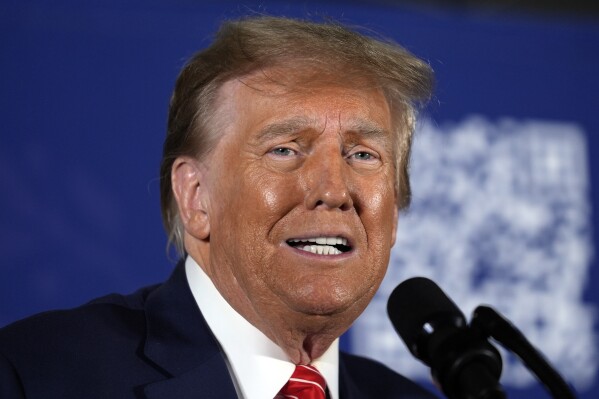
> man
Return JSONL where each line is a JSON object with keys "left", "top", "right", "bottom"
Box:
{"left": 0, "top": 16, "right": 436, "bottom": 398}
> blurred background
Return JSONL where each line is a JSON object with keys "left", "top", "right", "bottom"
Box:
{"left": 1, "top": 1, "right": 598, "bottom": 398}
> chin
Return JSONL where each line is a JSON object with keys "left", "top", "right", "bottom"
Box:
{"left": 285, "top": 284, "right": 370, "bottom": 318}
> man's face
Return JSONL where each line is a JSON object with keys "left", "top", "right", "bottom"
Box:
{"left": 192, "top": 71, "right": 399, "bottom": 335}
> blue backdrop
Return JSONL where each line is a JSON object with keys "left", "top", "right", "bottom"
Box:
{"left": 2, "top": 1, "right": 598, "bottom": 398}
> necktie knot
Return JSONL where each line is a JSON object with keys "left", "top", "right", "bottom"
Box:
{"left": 276, "top": 364, "right": 327, "bottom": 399}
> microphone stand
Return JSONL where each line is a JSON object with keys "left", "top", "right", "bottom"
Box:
{"left": 386, "top": 277, "right": 576, "bottom": 399}
{"left": 470, "top": 306, "right": 577, "bottom": 399}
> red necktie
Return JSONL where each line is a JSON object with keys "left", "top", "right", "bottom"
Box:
{"left": 276, "top": 364, "right": 327, "bottom": 399}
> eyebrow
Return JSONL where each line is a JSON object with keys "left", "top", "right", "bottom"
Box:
{"left": 256, "top": 116, "right": 390, "bottom": 143}
{"left": 345, "top": 118, "right": 389, "bottom": 141}
{"left": 255, "top": 116, "right": 316, "bottom": 143}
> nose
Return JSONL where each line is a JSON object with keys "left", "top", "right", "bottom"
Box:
{"left": 303, "top": 150, "right": 353, "bottom": 211}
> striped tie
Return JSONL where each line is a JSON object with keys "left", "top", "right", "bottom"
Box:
{"left": 276, "top": 364, "right": 327, "bottom": 399}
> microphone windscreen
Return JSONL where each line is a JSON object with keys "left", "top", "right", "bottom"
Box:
{"left": 387, "top": 277, "right": 466, "bottom": 357}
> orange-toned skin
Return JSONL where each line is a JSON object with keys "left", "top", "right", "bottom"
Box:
{"left": 172, "top": 71, "right": 399, "bottom": 365}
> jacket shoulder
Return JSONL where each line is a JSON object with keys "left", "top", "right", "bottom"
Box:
{"left": 340, "top": 352, "right": 439, "bottom": 399}
{"left": 0, "top": 283, "right": 164, "bottom": 398}
{"left": 0, "top": 283, "right": 159, "bottom": 361}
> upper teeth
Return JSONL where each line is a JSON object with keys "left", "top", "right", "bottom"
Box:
{"left": 289, "top": 237, "right": 348, "bottom": 246}
{"left": 288, "top": 237, "right": 348, "bottom": 256}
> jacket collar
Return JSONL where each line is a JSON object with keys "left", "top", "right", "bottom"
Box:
{"left": 339, "top": 354, "right": 358, "bottom": 399}
{"left": 141, "top": 259, "right": 238, "bottom": 399}
{"left": 139, "top": 260, "right": 365, "bottom": 399}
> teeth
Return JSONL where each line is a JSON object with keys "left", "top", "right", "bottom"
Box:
{"left": 289, "top": 236, "right": 347, "bottom": 246}
{"left": 301, "top": 245, "right": 342, "bottom": 255}
{"left": 290, "top": 236, "right": 349, "bottom": 255}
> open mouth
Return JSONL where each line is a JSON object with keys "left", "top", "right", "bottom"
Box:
{"left": 286, "top": 236, "right": 352, "bottom": 255}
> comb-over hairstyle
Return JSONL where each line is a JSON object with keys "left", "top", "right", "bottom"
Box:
{"left": 160, "top": 16, "right": 434, "bottom": 256}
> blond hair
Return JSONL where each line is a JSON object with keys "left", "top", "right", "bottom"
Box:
{"left": 160, "top": 16, "right": 434, "bottom": 255}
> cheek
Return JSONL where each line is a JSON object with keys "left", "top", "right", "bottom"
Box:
{"left": 241, "top": 169, "right": 301, "bottom": 219}
{"left": 361, "top": 177, "right": 397, "bottom": 226}
{"left": 358, "top": 180, "right": 398, "bottom": 275}
{"left": 365, "top": 190, "right": 385, "bottom": 213}
{"left": 262, "top": 189, "right": 278, "bottom": 210}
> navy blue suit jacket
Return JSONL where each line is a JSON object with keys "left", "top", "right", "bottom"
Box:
{"left": 0, "top": 261, "right": 438, "bottom": 398}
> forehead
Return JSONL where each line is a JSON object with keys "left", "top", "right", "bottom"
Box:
{"left": 213, "top": 68, "right": 394, "bottom": 142}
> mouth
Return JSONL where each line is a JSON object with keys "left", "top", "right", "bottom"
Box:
{"left": 286, "top": 236, "right": 352, "bottom": 255}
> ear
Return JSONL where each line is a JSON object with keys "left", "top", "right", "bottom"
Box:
{"left": 171, "top": 156, "right": 210, "bottom": 240}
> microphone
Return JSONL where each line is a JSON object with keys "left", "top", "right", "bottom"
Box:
{"left": 387, "top": 277, "right": 505, "bottom": 399}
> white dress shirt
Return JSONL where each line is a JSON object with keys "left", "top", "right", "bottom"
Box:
{"left": 185, "top": 256, "right": 339, "bottom": 399}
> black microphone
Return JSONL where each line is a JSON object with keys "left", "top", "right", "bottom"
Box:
{"left": 387, "top": 277, "right": 505, "bottom": 399}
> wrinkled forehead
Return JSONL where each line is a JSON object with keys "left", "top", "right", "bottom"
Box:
{"left": 234, "top": 63, "right": 389, "bottom": 98}
{"left": 213, "top": 67, "right": 395, "bottom": 139}
{"left": 204, "top": 64, "right": 403, "bottom": 195}
{"left": 213, "top": 64, "right": 394, "bottom": 122}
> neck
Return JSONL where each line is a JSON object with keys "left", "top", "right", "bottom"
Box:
{"left": 259, "top": 315, "right": 343, "bottom": 364}
{"left": 185, "top": 238, "right": 353, "bottom": 364}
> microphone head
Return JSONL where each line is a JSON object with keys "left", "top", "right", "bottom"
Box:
{"left": 387, "top": 277, "right": 467, "bottom": 363}
{"left": 387, "top": 277, "right": 505, "bottom": 399}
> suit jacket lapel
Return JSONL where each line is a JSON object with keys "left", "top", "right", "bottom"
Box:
{"left": 143, "top": 355, "right": 237, "bottom": 399}
{"left": 339, "top": 353, "right": 360, "bottom": 399}
{"left": 141, "top": 260, "right": 238, "bottom": 399}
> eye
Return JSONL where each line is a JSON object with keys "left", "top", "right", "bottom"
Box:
{"left": 351, "top": 151, "right": 375, "bottom": 161}
{"left": 346, "top": 147, "right": 382, "bottom": 171}
{"left": 270, "top": 147, "right": 296, "bottom": 157}
{"left": 348, "top": 150, "right": 379, "bottom": 163}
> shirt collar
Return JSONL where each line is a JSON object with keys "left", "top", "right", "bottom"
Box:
{"left": 185, "top": 256, "right": 339, "bottom": 399}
